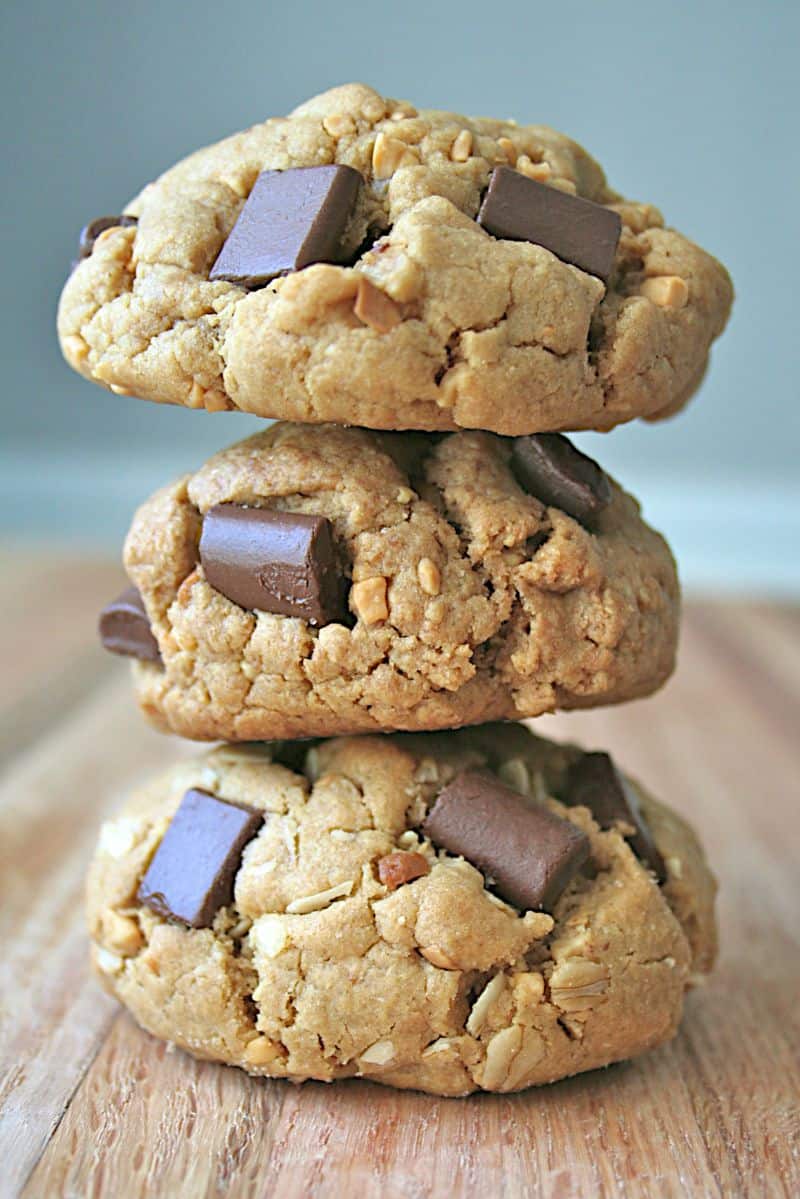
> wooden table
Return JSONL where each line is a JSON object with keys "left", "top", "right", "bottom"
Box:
{"left": 1, "top": 551, "right": 798, "bottom": 1198}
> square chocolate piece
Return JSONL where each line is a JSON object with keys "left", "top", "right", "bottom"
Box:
{"left": 423, "top": 769, "right": 589, "bottom": 911}
{"left": 478, "top": 166, "right": 621, "bottom": 283}
{"left": 199, "top": 503, "right": 347, "bottom": 626}
{"left": 209, "top": 165, "right": 363, "bottom": 288}
{"left": 137, "top": 789, "right": 263, "bottom": 927}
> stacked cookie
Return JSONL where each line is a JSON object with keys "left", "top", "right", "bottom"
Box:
{"left": 59, "top": 84, "right": 731, "bottom": 1097}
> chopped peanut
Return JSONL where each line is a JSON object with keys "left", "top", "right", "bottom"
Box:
{"left": 353, "top": 277, "right": 402, "bottom": 333}
{"left": 352, "top": 577, "right": 389, "bottom": 625}
{"left": 450, "top": 130, "right": 473, "bottom": 162}
{"left": 420, "top": 945, "right": 459, "bottom": 970}
{"left": 372, "top": 132, "right": 419, "bottom": 178}
{"left": 517, "top": 155, "right": 551, "bottom": 183}
{"left": 497, "top": 136, "right": 517, "bottom": 165}
{"left": 417, "top": 557, "right": 442, "bottom": 596}
{"left": 323, "top": 113, "right": 356, "bottom": 139}
{"left": 641, "top": 275, "right": 689, "bottom": 309}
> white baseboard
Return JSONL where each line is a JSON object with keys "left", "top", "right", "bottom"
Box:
{"left": 1, "top": 451, "right": 798, "bottom": 596}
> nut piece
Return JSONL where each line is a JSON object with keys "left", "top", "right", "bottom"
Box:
{"left": 98, "top": 817, "right": 140, "bottom": 859}
{"left": 641, "top": 275, "right": 689, "bottom": 309}
{"left": 549, "top": 958, "right": 610, "bottom": 1011}
{"left": 94, "top": 945, "right": 123, "bottom": 975}
{"left": 244, "top": 1036, "right": 282, "bottom": 1066}
{"left": 517, "top": 155, "right": 551, "bottom": 183}
{"left": 417, "top": 557, "right": 442, "bottom": 596}
{"left": 353, "top": 277, "right": 402, "bottom": 333}
{"left": 497, "top": 136, "right": 517, "bottom": 165}
{"left": 323, "top": 113, "right": 356, "bottom": 139}
{"left": 351, "top": 577, "right": 389, "bottom": 625}
{"left": 62, "top": 333, "right": 89, "bottom": 366}
{"left": 359, "top": 1038, "right": 396, "bottom": 1067}
{"left": 251, "top": 914, "right": 290, "bottom": 958}
{"left": 372, "top": 132, "right": 419, "bottom": 178}
{"left": 504, "top": 1026, "right": 546, "bottom": 1090}
{"left": 377, "top": 851, "right": 430, "bottom": 890}
{"left": 450, "top": 129, "right": 473, "bottom": 162}
{"left": 420, "top": 945, "right": 460, "bottom": 970}
{"left": 466, "top": 972, "right": 506, "bottom": 1036}
{"left": 480, "top": 1024, "right": 523, "bottom": 1090}
{"left": 285, "top": 878, "right": 354, "bottom": 915}
{"left": 101, "top": 910, "right": 143, "bottom": 956}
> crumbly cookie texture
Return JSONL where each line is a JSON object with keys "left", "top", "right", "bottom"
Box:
{"left": 58, "top": 82, "right": 733, "bottom": 435}
{"left": 87, "top": 726, "right": 717, "bottom": 1096}
{"left": 122, "top": 422, "right": 679, "bottom": 741}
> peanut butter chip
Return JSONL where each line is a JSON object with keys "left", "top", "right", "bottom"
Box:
{"left": 353, "top": 277, "right": 402, "bottom": 333}
{"left": 351, "top": 577, "right": 389, "bottom": 625}
{"left": 641, "top": 275, "right": 689, "bottom": 309}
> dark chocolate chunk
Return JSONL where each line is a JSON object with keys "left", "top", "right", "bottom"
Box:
{"left": 511, "top": 433, "right": 612, "bottom": 526}
{"left": 477, "top": 166, "right": 621, "bottom": 283}
{"left": 98, "top": 586, "right": 161, "bottom": 662}
{"left": 78, "top": 215, "right": 138, "bottom": 260}
{"left": 423, "top": 769, "right": 589, "bottom": 911}
{"left": 137, "top": 789, "right": 263, "bottom": 927}
{"left": 563, "top": 752, "right": 666, "bottom": 882}
{"left": 199, "top": 504, "right": 347, "bottom": 626}
{"left": 209, "top": 165, "right": 363, "bottom": 288}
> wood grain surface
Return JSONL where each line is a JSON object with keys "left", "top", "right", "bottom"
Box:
{"left": 0, "top": 549, "right": 798, "bottom": 1198}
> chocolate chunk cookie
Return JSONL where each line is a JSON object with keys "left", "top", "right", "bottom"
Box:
{"left": 59, "top": 83, "right": 732, "bottom": 435}
{"left": 108, "top": 422, "right": 680, "bottom": 740}
{"left": 87, "top": 726, "right": 717, "bottom": 1096}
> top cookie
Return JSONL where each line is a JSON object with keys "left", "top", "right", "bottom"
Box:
{"left": 58, "top": 83, "right": 733, "bottom": 436}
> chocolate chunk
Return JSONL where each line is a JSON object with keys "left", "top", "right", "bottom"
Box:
{"left": 137, "top": 789, "right": 263, "bottom": 927}
{"left": 423, "top": 770, "right": 589, "bottom": 911}
{"left": 564, "top": 752, "right": 666, "bottom": 882}
{"left": 511, "top": 433, "right": 612, "bottom": 525}
{"left": 199, "top": 504, "right": 347, "bottom": 626}
{"left": 98, "top": 586, "right": 161, "bottom": 662}
{"left": 209, "top": 165, "right": 363, "bottom": 288}
{"left": 78, "top": 215, "right": 138, "bottom": 260}
{"left": 477, "top": 166, "right": 621, "bottom": 283}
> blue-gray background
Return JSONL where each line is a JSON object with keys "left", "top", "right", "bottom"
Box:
{"left": 2, "top": 0, "right": 798, "bottom": 591}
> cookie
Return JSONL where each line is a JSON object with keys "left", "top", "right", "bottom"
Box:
{"left": 104, "top": 422, "right": 679, "bottom": 741}
{"left": 87, "top": 726, "right": 717, "bottom": 1096}
{"left": 58, "top": 82, "right": 732, "bottom": 436}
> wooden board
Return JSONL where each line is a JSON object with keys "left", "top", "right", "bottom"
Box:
{"left": 0, "top": 551, "right": 798, "bottom": 1198}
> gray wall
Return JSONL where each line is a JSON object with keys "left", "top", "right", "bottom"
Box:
{"left": 2, "top": 0, "right": 798, "bottom": 590}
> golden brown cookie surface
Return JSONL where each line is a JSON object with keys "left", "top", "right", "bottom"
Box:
{"left": 59, "top": 83, "right": 732, "bottom": 435}
{"left": 87, "top": 727, "right": 717, "bottom": 1096}
{"left": 113, "top": 422, "right": 679, "bottom": 741}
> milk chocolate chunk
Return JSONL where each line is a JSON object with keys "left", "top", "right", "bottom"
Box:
{"left": 78, "top": 214, "right": 138, "bottom": 260}
{"left": 209, "top": 165, "right": 363, "bottom": 288}
{"left": 564, "top": 752, "right": 666, "bottom": 882}
{"left": 137, "top": 789, "right": 263, "bottom": 928}
{"left": 98, "top": 586, "right": 161, "bottom": 662}
{"left": 477, "top": 166, "right": 621, "bottom": 283}
{"left": 199, "top": 504, "right": 346, "bottom": 626}
{"left": 423, "top": 770, "right": 589, "bottom": 911}
{"left": 511, "top": 432, "right": 612, "bottom": 525}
